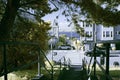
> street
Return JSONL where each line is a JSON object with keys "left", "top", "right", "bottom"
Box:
{"left": 47, "top": 50, "right": 120, "bottom": 68}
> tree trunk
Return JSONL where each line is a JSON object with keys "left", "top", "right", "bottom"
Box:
{"left": 0, "top": 0, "right": 20, "bottom": 41}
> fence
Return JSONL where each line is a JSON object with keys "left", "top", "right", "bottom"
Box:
{"left": 0, "top": 41, "right": 54, "bottom": 80}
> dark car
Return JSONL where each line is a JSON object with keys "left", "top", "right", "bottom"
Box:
{"left": 58, "top": 45, "right": 75, "bottom": 50}
{"left": 84, "top": 48, "right": 105, "bottom": 57}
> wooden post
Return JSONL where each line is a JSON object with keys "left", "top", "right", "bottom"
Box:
{"left": 93, "top": 43, "right": 97, "bottom": 79}
{"left": 3, "top": 44, "right": 7, "bottom": 80}
{"left": 105, "top": 43, "right": 110, "bottom": 80}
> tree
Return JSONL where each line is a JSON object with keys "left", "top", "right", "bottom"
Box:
{"left": 0, "top": 17, "right": 51, "bottom": 73}
{"left": 1, "top": 0, "right": 120, "bottom": 41}
{"left": 59, "top": 34, "right": 67, "bottom": 45}
{"left": 0, "top": 0, "right": 57, "bottom": 41}
{"left": 66, "top": 0, "right": 120, "bottom": 26}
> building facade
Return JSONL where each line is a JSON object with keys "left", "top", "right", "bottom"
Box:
{"left": 96, "top": 25, "right": 114, "bottom": 41}
{"left": 114, "top": 25, "right": 120, "bottom": 40}
{"left": 81, "top": 22, "right": 118, "bottom": 51}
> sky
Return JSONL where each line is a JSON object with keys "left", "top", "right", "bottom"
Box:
{"left": 42, "top": 10, "right": 75, "bottom": 32}
{"left": 42, "top": 1, "right": 120, "bottom": 32}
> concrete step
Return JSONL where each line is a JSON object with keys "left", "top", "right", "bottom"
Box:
{"left": 70, "top": 65, "right": 83, "bottom": 71}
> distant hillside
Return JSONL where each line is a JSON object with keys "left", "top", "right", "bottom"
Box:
{"left": 59, "top": 31, "right": 80, "bottom": 38}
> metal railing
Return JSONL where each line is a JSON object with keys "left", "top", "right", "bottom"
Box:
{"left": 95, "top": 60, "right": 113, "bottom": 80}
{"left": 86, "top": 43, "right": 113, "bottom": 80}
{"left": 58, "top": 56, "right": 71, "bottom": 72}
{"left": 40, "top": 50, "right": 54, "bottom": 80}
{"left": 0, "top": 41, "right": 54, "bottom": 80}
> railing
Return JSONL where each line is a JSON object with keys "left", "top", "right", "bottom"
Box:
{"left": 86, "top": 43, "right": 113, "bottom": 80}
{"left": 40, "top": 50, "right": 54, "bottom": 80}
{"left": 58, "top": 56, "right": 71, "bottom": 72}
{"left": 87, "top": 56, "right": 94, "bottom": 79}
{"left": 95, "top": 60, "right": 113, "bottom": 80}
{"left": 0, "top": 41, "right": 54, "bottom": 80}
{"left": 87, "top": 58, "right": 113, "bottom": 80}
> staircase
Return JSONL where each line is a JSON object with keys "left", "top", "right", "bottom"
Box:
{"left": 57, "top": 67, "right": 87, "bottom": 80}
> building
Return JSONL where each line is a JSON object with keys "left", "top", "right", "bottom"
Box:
{"left": 80, "top": 22, "right": 116, "bottom": 51}
{"left": 50, "top": 22, "right": 120, "bottom": 50}
{"left": 96, "top": 25, "right": 114, "bottom": 41}
{"left": 114, "top": 25, "right": 120, "bottom": 40}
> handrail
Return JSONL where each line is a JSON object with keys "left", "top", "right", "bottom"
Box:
{"left": 87, "top": 56, "right": 93, "bottom": 76}
{"left": 0, "top": 41, "right": 39, "bottom": 46}
{"left": 39, "top": 50, "right": 54, "bottom": 80}
{"left": 95, "top": 60, "right": 113, "bottom": 80}
{"left": 0, "top": 41, "right": 54, "bottom": 80}
{"left": 67, "top": 58, "right": 71, "bottom": 68}
{"left": 58, "top": 56, "right": 71, "bottom": 70}
{"left": 40, "top": 50, "right": 53, "bottom": 67}
{"left": 85, "top": 56, "right": 94, "bottom": 80}
{"left": 88, "top": 57, "right": 113, "bottom": 80}
{"left": 0, "top": 60, "right": 38, "bottom": 77}
{"left": 0, "top": 41, "right": 40, "bottom": 80}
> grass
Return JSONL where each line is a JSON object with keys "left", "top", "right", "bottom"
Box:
{"left": 90, "top": 70, "right": 120, "bottom": 80}
{"left": 13, "top": 69, "right": 38, "bottom": 79}
{"left": 13, "top": 68, "right": 120, "bottom": 80}
{"left": 13, "top": 68, "right": 61, "bottom": 80}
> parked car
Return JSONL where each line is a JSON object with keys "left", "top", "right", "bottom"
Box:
{"left": 84, "top": 48, "right": 105, "bottom": 57}
{"left": 58, "top": 45, "right": 75, "bottom": 50}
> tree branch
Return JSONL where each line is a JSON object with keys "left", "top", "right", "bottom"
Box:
{"left": 18, "top": 8, "right": 45, "bottom": 22}
{"left": 78, "top": 0, "right": 120, "bottom": 26}
{"left": 20, "top": 0, "right": 38, "bottom": 7}
{"left": 49, "top": 0, "right": 59, "bottom": 10}
{"left": 19, "top": 8, "right": 37, "bottom": 17}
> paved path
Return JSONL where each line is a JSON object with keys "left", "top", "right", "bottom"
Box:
{"left": 47, "top": 50, "right": 85, "bottom": 66}
{"left": 65, "top": 51, "right": 84, "bottom": 65}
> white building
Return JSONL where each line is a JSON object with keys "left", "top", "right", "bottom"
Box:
{"left": 81, "top": 22, "right": 94, "bottom": 50}
{"left": 114, "top": 25, "right": 120, "bottom": 40}
{"left": 96, "top": 25, "right": 114, "bottom": 41}
{"left": 81, "top": 22, "right": 116, "bottom": 51}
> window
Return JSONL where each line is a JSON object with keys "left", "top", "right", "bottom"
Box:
{"left": 111, "top": 31, "right": 113, "bottom": 37}
{"left": 106, "top": 31, "right": 110, "bottom": 37}
{"left": 86, "top": 31, "right": 89, "bottom": 35}
{"left": 83, "top": 22, "right": 85, "bottom": 27}
{"left": 86, "top": 23, "right": 89, "bottom": 27}
{"left": 119, "top": 31, "right": 120, "bottom": 34}
{"left": 116, "top": 31, "right": 120, "bottom": 35}
{"left": 90, "top": 32, "right": 92, "bottom": 37}
{"left": 103, "top": 31, "right": 105, "bottom": 37}
{"left": 85, "top": 31, "right": 92, "bottom": 37}
{"left": 89, "top": 24, "right": 93, "bottom": 27}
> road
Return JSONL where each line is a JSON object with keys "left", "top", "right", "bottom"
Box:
{"left": 47, "top": 50, "right": 120, "bottom": 67}
{"left": 47, "top": 50, "right": 85, "bottom": 65}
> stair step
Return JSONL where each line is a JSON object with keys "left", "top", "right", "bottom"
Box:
{"left": 70, "top": 65, "right": 83, "bottom": 71}
{"left": 58, "top": 68, "right": 87, "bottom": 80}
